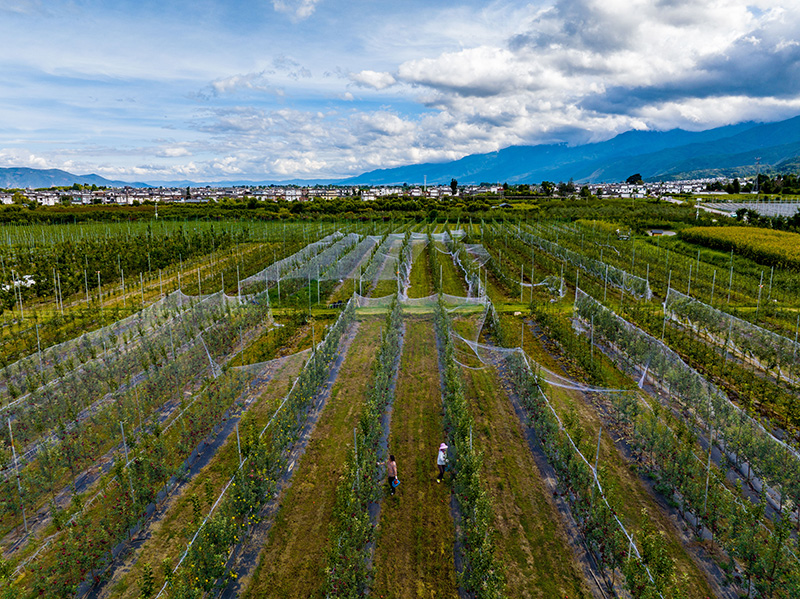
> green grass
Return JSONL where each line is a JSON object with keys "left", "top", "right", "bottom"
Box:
{"left": 371, "top": 318, "right": 459, "bottom": 599}
{"left": 242, "top": 319, "right": 382, "bottom": 598}
{"left": 407, "top": 244, "right": 434, "bottom": 298}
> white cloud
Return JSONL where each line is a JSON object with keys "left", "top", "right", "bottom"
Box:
{"left": 1, "top": 0, "right": 799, "bottom": 181}
{"left": 156, "top": 146, "right": 192, "bottom": 158}
{"left": 0, "top": 149, "right": 51, "bottom": 169}
{"left": 272, "top": 0, "right": 321, "bottom": 21}
{"left": 349, "top": 70, "right": 397, "bottom": 90}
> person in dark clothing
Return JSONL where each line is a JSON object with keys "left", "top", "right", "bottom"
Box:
{"left": 379, "top": 455, "right": 398, "bottom": 496}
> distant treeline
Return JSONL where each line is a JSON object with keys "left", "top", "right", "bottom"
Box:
{"left": 0, "top": 195, "right": 716, "bottom": 231}
{"left": 706, "top": 173, "right": 800, "bottom": 195}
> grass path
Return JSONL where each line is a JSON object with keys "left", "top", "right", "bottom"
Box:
{"left": 433, "top": 241, "right": 468, "bottom": 297}
{"left": 407, "top": 244, "right": 433, "bottom": 298}
{"left": 458, "top": 352, "right": 595, "bottom": 598}
{"left": 240, "top": 319, "right": 382, "bottom": 599}
{"left": 371, "top": 318, "right": 458, "bottom": 599}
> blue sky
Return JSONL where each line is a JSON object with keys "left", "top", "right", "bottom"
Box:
{"left": 1, "top": 0, "right": 799, "bottom": 182}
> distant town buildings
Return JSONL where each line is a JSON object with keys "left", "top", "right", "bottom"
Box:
{"left": 0, "top": 177, "right": 752, "bottom": 206}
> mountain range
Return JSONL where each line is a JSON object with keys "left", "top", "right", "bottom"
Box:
{"left": 2, "top": 115, "right": 800, "bottom": 189}
{"left": 341, "top": 115, "right": 800, "bottom": 185}
{"left": 0, "top": 168, "right": 151, "bottom": 189}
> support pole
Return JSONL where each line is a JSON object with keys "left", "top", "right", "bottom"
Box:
{"left": 8, "top": 418, "right": 27, "bottom": 533}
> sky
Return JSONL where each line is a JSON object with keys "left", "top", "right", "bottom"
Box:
{"left": 1, "top": 0, "right": 799, "bottom": 183}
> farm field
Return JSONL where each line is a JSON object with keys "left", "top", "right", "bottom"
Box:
{"left": 0, "top": 215, "right": 797, "bottom": 598}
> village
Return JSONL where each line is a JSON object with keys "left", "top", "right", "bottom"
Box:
{"left": 0, "top": 177, "right": 735, "bottom": 206}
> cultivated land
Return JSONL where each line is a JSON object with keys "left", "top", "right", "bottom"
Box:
{"left": 371, "top": 318, "right": 458, "bottom": 599}
{"left": 0, "top": 210, "right": 797, "bottom": 598}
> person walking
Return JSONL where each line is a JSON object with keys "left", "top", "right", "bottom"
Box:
{"left": 380, "top": 455, "right": 398, "bottom": 496}
{"left": 437, "top": 443, "right": 448, "bottom": 483}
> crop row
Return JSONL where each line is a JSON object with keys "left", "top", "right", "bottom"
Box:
{"left": 324, "top": 296, "right": 403, "bottom": 596}
{"left": 598, "top": 375, "right": 800, "bottom": 597}
{"left": 434, "top": 298, "right": 504, "bottom": 598}
{"left": 574, "top": 289, "right": 800, "bottom": 523}
{"left": 19, "top": 360, "right": 259, "bottom": 597}
{"left": 158, "top": 297, "right": 356, "bottom": 598}
{"left": 0, "top": 298, "right": 270, "bottom": 539}
{"left": 664, "top": 287, "right": 799, "bottom": 379}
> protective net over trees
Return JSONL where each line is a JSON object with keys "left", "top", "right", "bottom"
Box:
{"left": 515, "top": 224, "right": 652, "bottom": 299}
{"left": 573, "top": 288, "right": 800, "bottom": 511}
{"left": 664, "top": 287, "right": 800, "bottom": 382}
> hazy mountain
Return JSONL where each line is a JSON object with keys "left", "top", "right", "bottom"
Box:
{"left": 4, "top": 115, "right": 800, "bottom": 189}
{"left": 340, "top": 116, "right": 800, "bottom": 185}
{"left": 0, "top": 168, "right": 150, "bottom": 189}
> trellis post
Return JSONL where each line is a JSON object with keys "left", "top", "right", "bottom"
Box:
{"left": 8, "top": 418, "right": 27, "bottom": 533}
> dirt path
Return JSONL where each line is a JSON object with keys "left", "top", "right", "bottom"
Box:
{"left": 459, "top": 359, "right": 597, "bottom": 598}
{"left": 238, "top": 319, "right": 382, "bottom": 598}
{"left": 371, "top": 318, "right": 459, "bottom": 599}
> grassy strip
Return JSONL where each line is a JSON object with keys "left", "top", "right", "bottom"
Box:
{"left": 466, "top": 226, "right": 521, "bottom": 299}
{"left": 323, "top": 297, "right": 403, "bottom": 595}
{"left": 370, "top": 318, "right": 459, "bottom": 598}
{"left": 434, "top": 301, "right": 505, "bottom": 598}
{"left": 157, "top": 299, "right": 356, "bottom": 598}
{"left": 432, "top": 240, "right": 468, "bottom": 297}
{"left": 408, "top": 244, "right": 433, "bottom": 298}
{"left": 454, "top": 325, "right": 594, "bottom": 598}
{"left": 241, "top": 319, "right": 383, "bottom": 598}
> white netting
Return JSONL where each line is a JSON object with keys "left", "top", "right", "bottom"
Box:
{"left": 359, "top": 235, "right": 397, "bottom": 286}
{"left": 520, "top": 275, "right": 565, "bottom": 297}
{"left": 232, "top": 347, "right": 311, "bottom": 377}
{"left": 240, "top": 231, "right": 343, "bottom": 287}
{"left": 430, "top": 230, "right": 464, "bottom": 242}
{"left": 449, "top": 237, "right": 487, "bottom": 299}
{"left": 353, "top": 293, "right": 395, "bottom": 308}
{"left": 0, "top": 289, "right": 252, "bottom": 403}
{"left": 664, "top": 288, "right": 800, "bottom": 380}
{"left": 464, "top": 244, "right": 491, "bottom": 267}
{"left": 573, "top": 287, "right": 800, "bottom": 506}
{"left": 438, "top": 301, "right": 662, "bottom": 594}
{"left": 516, "top": 224, "right": 652, "bottom": 300}
{"left": 280, "top": 232, "right": 361, "bottom": 282}
{"left": 0, "top": 294, "right": 271, "bottom": 490}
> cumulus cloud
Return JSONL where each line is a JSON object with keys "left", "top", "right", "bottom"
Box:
{"left": 368, "top": 0, "right": 800, "bottom": 150}
{"left": 4, "top": 0, "right": 800, "bottom": 181}
{"left": 0, "top": 149, "right": 51, "bottom": 169}
{"left": 349, "top": 70, "right": 397, "bottom": 90}
{"left": 397, "top": 47, "right": 543, "bottom": 97}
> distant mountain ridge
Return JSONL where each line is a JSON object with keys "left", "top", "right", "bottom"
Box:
{"left": 3, "top": 115, "right": 800, "bottom": 189}
{"left": 340, "top": 116, "right": 800, "bottom": 185}
{"left": 0, "top": 167, "right": 152, "bottom": 189}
